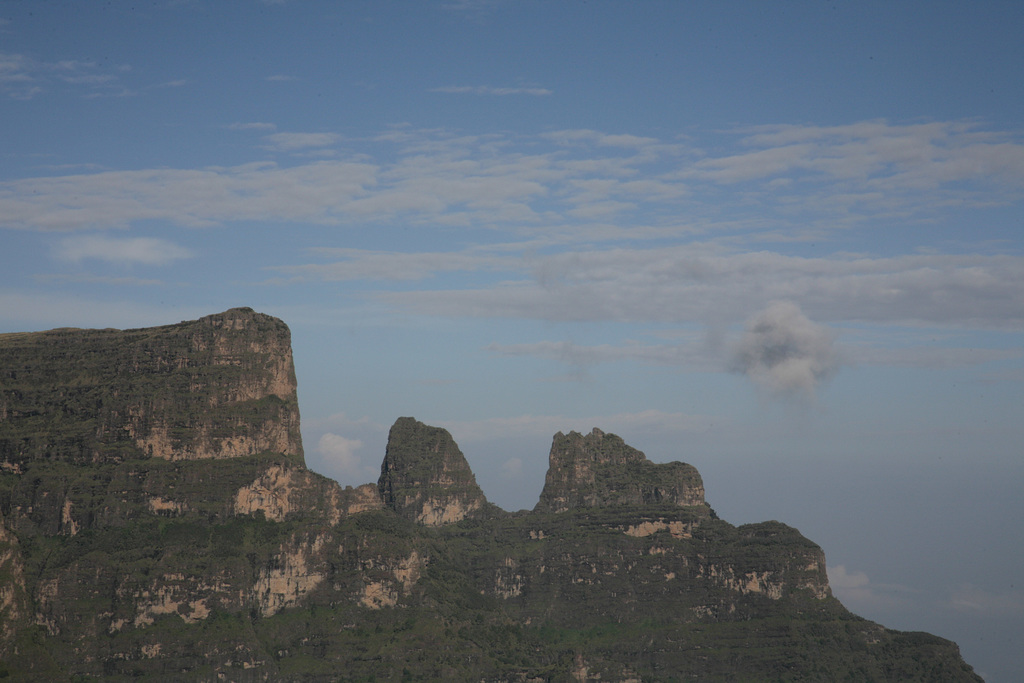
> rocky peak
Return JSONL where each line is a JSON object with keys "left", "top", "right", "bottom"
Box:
{"left": 377, "top": 417, "right": 489, "bottom": 526}
{"left": 535, "top": 427, "right": 706, "bottom": 513}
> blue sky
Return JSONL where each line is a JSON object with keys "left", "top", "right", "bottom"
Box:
{"left": 1, "top": 1, "right": 1022, "bottom": 678}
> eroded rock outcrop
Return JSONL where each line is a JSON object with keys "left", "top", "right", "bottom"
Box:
{"left": 535, "top": 427, "right": 706, "bottom": 513}
{"left": 378, "top": 417, "right": 490, "bottom": 525}
{"left": 234, "top": 465, "right": 383, "bottom": 523}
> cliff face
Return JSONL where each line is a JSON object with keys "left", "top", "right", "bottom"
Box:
{"left": 0, "top": 307, "right": 302, "bottom": 468}
{"left": 0, "top": 311, "right": 982, "bottom": 682}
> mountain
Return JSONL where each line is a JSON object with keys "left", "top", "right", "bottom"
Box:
{"left": 0, "top": 309, "right": 981, "bottom": 681}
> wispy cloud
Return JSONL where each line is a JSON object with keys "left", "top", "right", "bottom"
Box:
{"left": 0, "top": 52, "right": 134, "bottom": 99}
{"left": 3, "top": 122, "right": 1020, "bottom": 239}
{"left": 263, "top": 131, "right": 342, "bottom": 152}
{"left": 275, "top": 247, "right": 518, "bottom": 282}
{"left": 3, "top": 122, "right": 1023, "bottom": 340}
{"left": 228, "top": 121, "right": 277, "bottom": 131}
{"left": 949, "top": 584, "right": 1024, "bottom": 618}
{"left": 431, "top": 84, "right": 552, "bottom": 96}
{"left": 53, "top": 235, "right": 192, "bottom": 266}
{"left": 380, "top": 247, "right": 1024, "bottom": 332}
{"left": 487, "top": 338, "right": 714, "bottom": 370}
{"left": 438, "top": 409, "right": 715, "bottom": 443}
{"left": 0, "top": 290, "right": 207, "bottom": 330}
{"left": 0, "top": 161, "right": 378, "bottom": 230}
{"left": 827, "top": 565, "right": 915, "bottom": 612}
{"left": 33, "top": 273, "right": 165, "bottom": 287}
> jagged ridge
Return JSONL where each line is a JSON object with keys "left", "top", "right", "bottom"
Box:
{"left": 0, "top": 310, "right": 982, "bottom": 681}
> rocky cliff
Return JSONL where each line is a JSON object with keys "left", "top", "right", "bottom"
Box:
{"left": 1, "top": 307, "right": 301, "bottom": 468}
{"left": 0, "top": 310, "right": 981, "bottom": 681}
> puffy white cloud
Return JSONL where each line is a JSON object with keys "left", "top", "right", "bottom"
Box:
{"left": 827, "top": 565, "right": 913, "bottom": 612}
{"left": 316, "top": 433, "right": 368, "bottom": 481}
{"left": 500, "top": 457, "right": 524, "bottom": 478}
{"left": 730, "top": 301, "right": 839, "bottom": 400}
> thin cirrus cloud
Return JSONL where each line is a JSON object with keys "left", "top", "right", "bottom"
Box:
{"left": 375, "top": 247, "right": 1024, "bottom": 331}
{"left": 262, "top": 131, "right": 343, "bottom": 152}
{"left": 53, "top": 234, "right": 192, "bottom": 266}
{"left": 275, "top": 247, "right": 520, "bottom": 282}
{"left": 430, "top": 85, "right": 552, "bottom": 96}
{"left": 486, "top": 339, "right": 715, "bottom": 371}
{"left": 438, "top": 409, "right": 715, "bottom": 443}
{"left": 685, "top": 120, "right": 1024, "bottom": 194}
{"left": 0, "top": 51, "right": 131, "bottom": 99}
{"left": 227, "top": 121, "right": 277, "bottom": 131}
{"left": 827, "top": 565, "right": 914, "bottom": 612}
{"left": 0, "top": 161, "right": 379, "bottom": 230}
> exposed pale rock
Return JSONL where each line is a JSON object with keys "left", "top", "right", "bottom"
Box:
{"left": 255, "top": 532, "right": 329, "bottom": 617}
{"left": 0, "top": 514, "right": 28, "bottom": 649}
{"left": 359, "top": 550, "right": 424, "bottom": 609}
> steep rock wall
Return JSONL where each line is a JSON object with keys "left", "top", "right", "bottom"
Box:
{"left": 0, "top": 307, "right": 302, "bottom": 468}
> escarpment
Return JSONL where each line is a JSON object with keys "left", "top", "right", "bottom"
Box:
{"left": 0, "top": 311, "right": 982, "bottom": 681}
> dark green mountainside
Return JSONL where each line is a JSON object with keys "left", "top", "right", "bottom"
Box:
{"left": 0, "top": 310, "right": 980, "bottom": 681}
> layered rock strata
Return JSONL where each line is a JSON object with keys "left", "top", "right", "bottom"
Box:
{"left": 0, "top": 307, "right": 302, "bottom": 468}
